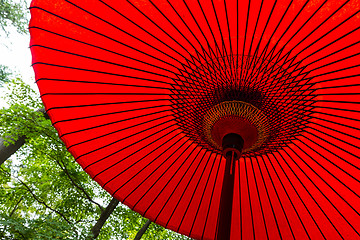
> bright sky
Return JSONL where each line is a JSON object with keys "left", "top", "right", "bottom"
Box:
{"left": 0, "top": 32, "right": 34, "bottom": 81}
{"left": 0, "top": 1, "right": 36, "bottom": 108}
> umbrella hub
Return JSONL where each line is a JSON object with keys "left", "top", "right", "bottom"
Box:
{"left": 203, "top": 101, "right": 269, "bottom": 154}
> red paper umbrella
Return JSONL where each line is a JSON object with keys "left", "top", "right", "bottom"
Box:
{"left": 30, "top": 0, "right": 360, "bottom": 239}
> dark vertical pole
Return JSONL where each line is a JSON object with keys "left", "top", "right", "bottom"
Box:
{"left": 134, "top": 219, "right": 152, "bottom": 240}
{"left": 216, "top": 133, "right": 244, "bottom": 240}
{"left": 216, "top": 152, "right": 236, "bottom": 240}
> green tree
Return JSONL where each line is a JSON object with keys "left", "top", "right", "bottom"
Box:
{"left": 0, "top": 65, "right": 12, "bottom": 86}
{"left": 0, "top": 0, "right": 27, "bottom": 87}
{"left": 0, "top": 78, "right": 191, "bottom": 239}
{"left": 0, "top": 0, "right": 27, "bottom": 36}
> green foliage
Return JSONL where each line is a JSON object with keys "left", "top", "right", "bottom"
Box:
{"left": 0, "top": 0, "right": 28, "bottom": 36}
{"left": 0, "top": 79, "right": 191, "bottom": 239}
{"left": 0, "top": 65, "right": 12, "bottom": 86}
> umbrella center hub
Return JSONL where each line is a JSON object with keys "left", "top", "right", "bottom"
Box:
{"left": 203, "top": 101, "right": 269, "bottom": 153}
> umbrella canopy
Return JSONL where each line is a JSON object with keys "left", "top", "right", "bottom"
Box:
{"left": 30, "top": 0, "right": 360, "bottom": 239}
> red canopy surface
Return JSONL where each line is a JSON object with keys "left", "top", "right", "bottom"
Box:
{"left": 30, "top": 0, "right": 360, "bottom": 239}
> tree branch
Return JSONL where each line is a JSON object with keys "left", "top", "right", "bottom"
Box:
{"left": 134, "top": 219, "right": 152, "bottom": 240}
{"left": 0, "top": 136, "right": 25, "bottom": 166}
{"left": 0, "top": 167, "right": 74, "bottom": 225}
{"left": 9, "top": 196, "right": 23, "bottom": 217}
{"left": 89, "top": 197, "right": 119, "bottom": 239}
{"left": 0, "top": 196, "right": 23, "bottom": 237}
{"left": 18, "top": 178, "right": 73, "bottom": 225}
{"left": 52, "top": 152, "right": 105, "bottom": 212}
{"left": 0, "top": 108, "right": 49, "bottom": 166}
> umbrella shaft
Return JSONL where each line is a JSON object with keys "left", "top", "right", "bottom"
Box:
{"left": 216, "top": 151, "right": 236, "bottom": 240}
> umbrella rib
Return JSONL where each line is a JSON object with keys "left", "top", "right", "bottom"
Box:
{"left": 277, "top": 27, "right": 360, "bottom": 82}
{"left": 60, "top": 109, "right": 173, "bottom": 138}
{"left": 189, "top": 152, "right": 220, "bottom": 237}
{"left": 309, "top": 113, "right": 360, "bottom": 130}
{"left": 251, "top": 0, "right": 310, "bottom": 82}
{"left": 269, "top": 151, "right": 327, "bottom": 239}
{"left": 299, "top": 133, "right": 360, "bottom": 188}
{"left": 126, "top": 140, "right": 191, "bottom": 208}
{"left": 243, "top": 0, "right": 265, "bottom": 81}
{"left": 310, "top": 120, "right": 360, "bottom": 143}
{"left": 262, "top": 0, "right": 353, "bottom": 72}
{"left": 244, "top": 157, "right": 257, "bottom": 239}
{"left": 291, "top": 27, "right": 360, "bottom": 71}
{"left": 73, "top": 119, "right": 176, "bottom": 159}
{"left": 147, "top": 0, "right": 217, "bottom": 70}
{"left": 317, "top": 99, "right": 360, "bottom": 104}
{"left": 292, "top": 140, "right": 360, "bottom": 198}
{"left": 32, "top": 6, "right": 230, "bottom": 90}
{"left": 72, "top": 118, "right": 175, "bottom": 157}
{"left": 31, "top": 46, "right": 176, "bottom": 83}
{"left": 193, "top": 0, "right": 230, "bottom": 80}
{"left": 82, "top": 122, "right": 179, "bottom": 171}
{"left": 261, "top": 154, "right": 313, "bottom": 239}
{"left": 276, "top": 148, "right": 345, "bottom": 239}
{"left": 165, "top": 149, "right": 207, "bottom": 227}
{"left": 103, "top": 0, "right": 203, "bottom": 65}
{"left": 142, "top": 6, "right": 231, "bottom": 85}
{"left": 223, "top": 0, "right": 233, "bottom": 84}
{"left": 256, "top": 11, "right": 360, "bottom": 85}
{"left": 177, "top": 152, "right": 215, "bottom": 232}
{"left": 29, "top": 26, "right": 181, "bottom": 74}
{"left": 44, "top": 98, "right": 171, "bottom": 111}
{"left": 236, "top": 0, "right": 239, "bottom": 84}
{"left": 143, "top": 144, "right": 198, "bottom": 215}
{"left": 103, "top": 130, "right": 183, "bottom": 191}
{"left": 264, "top": 0, "right": 327, "bottom": 66}
{"left": 151, "top": 146, "right": 201, "bottom": 221}
{"left": 316, "top": 83, "right": 360, "bottom": 91}
{"left": 194, "top": 0, "right": 226, "bottom": 63}
{"left": 292, "top": 1, "right": 359, "bottom": 61}
{"left": 258, "top": 155, "right": 296, "bottom": 239}
{"left": 173, "top": 65, "right": 227, "bottom": 95}
{"left": 30, "top": 7, "right": 183, "bottom": 67}
{"left": 312, "top": 106, "right": 360, "bottom": 114}
{"left": 105, "top": 130, "right": 183, "bottom": 195}
{"left": 35, "top": 77, "right": 172, "bottom": 90}
{"left": 299, "top": 134, "right": 360, "bottom": 183}
{"left": 209, "top": 0, "right": 232, "bottom": 80}
{"left": 164, "top": 0, "right": 228, "bottom": 78}
{"left": 305, "top": 128, "right": 360, "bottom": 168}
{"left": 29, "top": 27, "right": 222, "bottom": 89}
{"left": 245, "top": 0, "right": 295, "bottom": 83}
{"left": 283, "top": 145, "right": 360, "bottom": 238}
{"left": 240, "top": 0, "right": 255, "bottom": 83}
{"left": 180, "top": 0, "right": 228, "bottom": 78}
{"left": 52, "top": 104, "right": 172, "bottom": 124}
{"left": 240, "top": 0, "right": 252, "bottom": 86}
{"left": 252, "top": 154, "right": 283, "bottom": 239}
{"left": 244, "top": 0, "right": 279, "bottom": 81}
{"left": 202, "top": 153, "right": 223, "bottom": 239}
{"left": 249, "top": 155, "right": 271, "bottom": 240}
{"left": 62, "top": 112, "right": 173, "bottom": 146}
{"left": 64, "top": 0, "right": 201, "bottom": 69}
{"left": 124, "top": 0, "right": 223, "bottom": 76}
{"left": 32, "top": 62, "right": 178, "bottom": 85}
{"left": 312, "top": 72, "right": 360, "bottom": 85}
{"left": 301, "top": 52, "right": 360, "bottom": 78}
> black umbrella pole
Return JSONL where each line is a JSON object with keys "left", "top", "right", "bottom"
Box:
{"left": 216, "top": 134, "right": 243, "bottom": 240}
